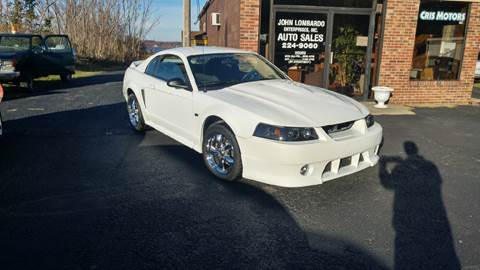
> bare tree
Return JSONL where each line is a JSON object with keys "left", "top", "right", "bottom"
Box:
{"left": 0, "top": 0, "right": 159, "bottom": 63}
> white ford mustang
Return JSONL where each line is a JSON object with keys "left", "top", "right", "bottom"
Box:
{"left": 122, "top": 47, "right": 382, "bottom": 187}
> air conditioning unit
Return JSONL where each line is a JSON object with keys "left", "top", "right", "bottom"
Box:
{"left": 211, "top": 13, "right": 221, "bottom": 26}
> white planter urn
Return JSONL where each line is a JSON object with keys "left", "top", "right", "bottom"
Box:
{"left": 372, "top": 86, "right": 394, "bottom": 108}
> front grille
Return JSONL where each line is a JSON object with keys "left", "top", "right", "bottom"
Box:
{"left": 322, "top": 121, "right": 355, "bottom": 135}
{"left": 340, "top": 157, "right": 352, "bottom": 167}
{"left": 323, "top": 162, "right": 332, "bottom": 173}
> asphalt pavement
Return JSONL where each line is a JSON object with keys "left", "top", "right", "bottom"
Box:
{"left": 0, "top": 73, "right": 479, "bottom": 270}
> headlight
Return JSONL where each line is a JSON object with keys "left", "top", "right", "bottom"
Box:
{"left": 366, "top": 114, "right": 375, "bottom": 128}
{"left": 0, "top": 60, "right": 16, "bottom": 71}
{"left": 253, "top": 123, "right": 318, "bottom": 141}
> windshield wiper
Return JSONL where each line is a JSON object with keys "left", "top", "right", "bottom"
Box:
{"left": 201, "top": 80, "right": 240, "bottom": 91}
{"left": 256, "top": 77, "right": 278, "bottom": 82}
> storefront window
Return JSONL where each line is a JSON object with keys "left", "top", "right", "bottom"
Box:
{"left": 273, "top": 0, "right": 373, "bottom": 8}
{"left": 410, "top": 1, "right": 469, "bottom": 81}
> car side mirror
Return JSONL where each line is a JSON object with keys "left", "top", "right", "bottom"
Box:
{"left": 167, "top": 78, "right": 190, "bottom": 90}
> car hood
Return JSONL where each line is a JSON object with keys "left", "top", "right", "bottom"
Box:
{"left": 206, "top": 79, "right": 369, "bottom": 127}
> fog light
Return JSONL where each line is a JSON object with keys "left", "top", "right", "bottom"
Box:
{"left": 300, "top": 164, "right": 310, "bottom": 176}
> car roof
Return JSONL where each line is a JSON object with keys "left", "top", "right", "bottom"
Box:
{"left": 0, "top": 33, "right": 37, "bottom": 37}
{"left": 158, "top": 46, "right": 255, "bottom": 58}
{"left": 0, "top": 33, "right": 69, "bottom": 38}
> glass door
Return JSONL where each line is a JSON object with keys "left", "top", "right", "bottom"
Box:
{"left": 273, "top": 11, "right": 329, "bottom": 88}
{"left": 328, "top": 14, "right": 371, "bottom": 97}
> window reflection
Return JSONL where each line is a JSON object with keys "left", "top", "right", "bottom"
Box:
{"left": 410, "top": 1, "right": 469, "bottom": 81}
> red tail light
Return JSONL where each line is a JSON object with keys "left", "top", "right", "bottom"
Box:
{"left": 0, "top": 84, "right": 4, "bottom": 101}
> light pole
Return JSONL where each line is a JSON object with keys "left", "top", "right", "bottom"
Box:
{"left": 183, "top": 0, "right": 191, "bottom": 47}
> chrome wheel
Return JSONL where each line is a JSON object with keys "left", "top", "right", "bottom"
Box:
{"left": 205, "top": 133, "right": 236, "bottom": 175}
{"left": 128, "top": 98, "right": 140, "bottom": 127}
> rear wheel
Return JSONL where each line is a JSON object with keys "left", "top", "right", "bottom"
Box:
{"left": 127, "top": 93, "right": 146, "bottom": 132}
{"left": 203, "top": 123, "right": 243, "bottom": 181}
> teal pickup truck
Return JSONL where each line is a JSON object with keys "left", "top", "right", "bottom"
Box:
{"left": 0, "top": 33, "right": 75, "bottom": 91}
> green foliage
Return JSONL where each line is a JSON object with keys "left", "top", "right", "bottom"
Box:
{"left": 333, "top": 25, "right": 365, "bottom": 86}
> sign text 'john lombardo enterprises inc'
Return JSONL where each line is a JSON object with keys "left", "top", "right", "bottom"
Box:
{"left": 274, "top": 12, "right": 327, "bottom": 68}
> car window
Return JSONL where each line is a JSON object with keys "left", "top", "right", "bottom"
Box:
{"left": 0, "top": 36, "right": 30, "bottom": 52}
{"left": 188, "top": 53, "right": 286, "bottom": 90}
{"left": 155, "top": 55, "right": 188, "bottom": 83}
{"left": 32, "top": 36, "right": 42, "bottom": 50}
{"left": 146, "top": 56, "right": 160, "bottom": 76}
{"left": 45, "top": 36, "right": 72, "bottom": 53}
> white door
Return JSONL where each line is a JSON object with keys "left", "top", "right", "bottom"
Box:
{"left": 147, "top": 55, "right": 195, "bottom": 147}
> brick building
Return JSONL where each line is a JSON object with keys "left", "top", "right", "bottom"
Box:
{"left": 197, "top": 0, "right": 480, "bottom": 104}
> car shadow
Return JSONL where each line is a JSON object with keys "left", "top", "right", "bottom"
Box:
{"left": 0, "top": 103, "right": 389, "bottom": 270}
{"left": 1, "top": 71, "right": 124, "bottom": 101}
{"left": 379, "top": 142, "right": 461, "bottom": 270}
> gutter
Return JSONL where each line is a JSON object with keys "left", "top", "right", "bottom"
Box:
{"left": 197, "top": 0, "right": 215, "bottom": 22}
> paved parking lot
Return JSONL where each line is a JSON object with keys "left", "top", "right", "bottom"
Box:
{"left": 0, "top": 74, "right": 479, "bottom": 269}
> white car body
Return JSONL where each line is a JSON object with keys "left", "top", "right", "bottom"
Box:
{"left": 475, "top": 57, "right": 480, "bottom": 79}
{"left": 122, "top": 47, "right": 383, "bottom": 187}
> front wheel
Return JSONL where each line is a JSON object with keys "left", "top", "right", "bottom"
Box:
{"left": 22, "top": 73, "right": 34, "bottom": 92}
{"left": 127, "top": 93, "right": 146, "bottom": 132}
{"left": 60, "top": 73, "right": 73, "bottom": 83}
{"left": 203, "top": 124, "right": 243, "bottom": 181}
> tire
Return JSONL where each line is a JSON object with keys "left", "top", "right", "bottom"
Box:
{"left": 23, "top": 73, "right": 34, "bottom": 92}
{"left": 60, "top": 73, "right": 72, "bottom": 83}
{"left": 203, "top": 123, "right": 243, "bottom": 181}
{"left": 126, "top": 93, "right": 146, "bottom": 132}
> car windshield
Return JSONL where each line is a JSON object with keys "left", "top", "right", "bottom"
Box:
{"left": 188, "top": 53, "right": 287, "bottom": 90}
{"left": 0, "top": 36, "right": 31, "bottom": 52}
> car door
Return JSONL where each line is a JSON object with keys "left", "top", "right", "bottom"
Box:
{"left": 147, "top": 55, "right": 195, "bottom": 146}
{"left": 31, "top": 35, "right": 46, "bottom": 77}
{"left": 142, "top": 56, "right": 164, "bottom": 121}
{"left": 43, "top": 35, "right": 75, "bottom": 75}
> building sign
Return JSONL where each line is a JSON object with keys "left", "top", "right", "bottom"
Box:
{"left": 274, "top": 12, "right": 327, "bottom": 71}
{"left": 356, "top": 36, "right": 369, "bottom": 47}
{"left": 418, "top": 2, "right": 468, "bottom": 25}
{"left": 420, "top": 10, "right": 466, "bottom": 23}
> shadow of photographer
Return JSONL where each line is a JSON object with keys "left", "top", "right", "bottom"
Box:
{"left": 379, "top": 141, "right": 460, "bottom": 270}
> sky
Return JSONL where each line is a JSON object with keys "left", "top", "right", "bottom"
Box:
{"left": 149, "top": 0, "right": 208, "bottom": 42}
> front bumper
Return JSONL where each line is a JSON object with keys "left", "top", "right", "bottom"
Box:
{"left": 0, "top": 70, "right": 20, "bottom": 81}
{"left": 238, "top": 122, "right": 383, "bottom": 187}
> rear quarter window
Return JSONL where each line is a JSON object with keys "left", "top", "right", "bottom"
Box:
{"left": 45, "top": 36, "right": 72, "bottom": 53}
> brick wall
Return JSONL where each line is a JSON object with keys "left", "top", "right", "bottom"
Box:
{"left": 239, "top": 0, "right": 260, "bottom": 52}
{"left": 378, "top": 0, "right": 480, "bottom": 105}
